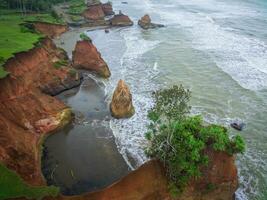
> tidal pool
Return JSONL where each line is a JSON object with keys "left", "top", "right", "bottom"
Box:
{"left": 41, "top": 75, "right": 130, "bottom": 195}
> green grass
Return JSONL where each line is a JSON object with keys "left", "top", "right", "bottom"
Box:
{"left": 0, "top": 10, "right": 64, "bottom": 79}
{"left": 0, "top": 163, "right": 59, "bottom": 200}
{"left": 53, "top": 59, "right": 69, "bottom": 69}
{"left": 67, "top": 0, "right": 86, "bottom": 15}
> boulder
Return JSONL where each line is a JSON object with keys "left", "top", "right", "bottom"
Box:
{"left": 231, "top": 122, "right": 245, "bottom": 131}
{"left": 72, "top": 40, "right": 111, "bottom": 78}
{"left": 102, "top": 2, "right": 115, "bottom": 16}
{"left": 110, "top": 13, "right": 133, "bottom": 27}
{"left": 110, "top": 80, "right": 135, "bottom": 118}
{"left": 82, "top": 4, "right": 105, "bottom": 21}
{"left": 138, "top": 14, "right": 164, "bottom": 29}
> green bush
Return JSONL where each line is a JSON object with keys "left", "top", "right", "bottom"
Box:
{"left": 53, "top": 59, "right": 68, "bottom": 69}
{"left": 0, "top": 57, "right": 9, "bottom": 79}
{"left": 145, "top": 85, "right": 245, "bottom": 195}
{"left": 68, "top": 68, "right": 77, "bottom": 78}
{"left": 80, "top": 33, "right": 92, "bottom": 42}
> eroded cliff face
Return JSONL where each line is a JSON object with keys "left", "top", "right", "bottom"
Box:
{"left": 0, "top": 38, "right": 81, "bottom": 186}
{"left": 72, "top": 40, "right": 111, "bottom": 78}
{"left": 33, "top": 22, "right": 68, "bottom": 38}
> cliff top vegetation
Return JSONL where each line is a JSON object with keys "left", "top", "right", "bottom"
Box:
{"left": 145, "top": 85, "right": 245, "bottom": 196}
{"left": 0, "top": 163, "right": 59, "bottom": 199}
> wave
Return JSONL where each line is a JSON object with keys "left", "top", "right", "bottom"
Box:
{"left": 109, "top": 28, "right": 161, "bottom": 169}
{"left": 141, "top": 0, "right": 267, "bottom": 90}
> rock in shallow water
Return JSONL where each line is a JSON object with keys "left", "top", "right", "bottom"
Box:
{"left": 110, "top": 79, "right": 135, "bottom": 119}
{"left": 138, "top": 14, "right": 164, "bottom": 30}
{"left": 231, "top": 122, "right": 245, "bottom": 131}
{"left": 109, "top": 13, "right": 134, "bottom": 27}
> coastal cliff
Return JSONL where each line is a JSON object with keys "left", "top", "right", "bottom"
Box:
{"left": 0, "top": 38, "right": 81, "bottom": 186}
{"left": 72, "top": 40, "right": 111, "bottom": 78}
{"left": 33, "top": 22, "right": 68, "bottom": 38}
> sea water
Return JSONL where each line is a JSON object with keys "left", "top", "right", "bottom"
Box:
{"left": 87, "top": 0, "right": 267, "bottom": 199}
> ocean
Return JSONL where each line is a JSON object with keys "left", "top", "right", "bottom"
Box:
{"left": 91, "top": 0, "right": 267, "bottom": 199}
{"left": 44, "top": 0, "right": 267, "bottom": 199}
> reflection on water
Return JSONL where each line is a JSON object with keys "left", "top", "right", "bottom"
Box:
{"left": 42, "top": 75, "right": 130, "bottom": 195}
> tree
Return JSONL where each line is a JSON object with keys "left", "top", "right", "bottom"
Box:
{"left": 145, "top": 85, "right": 245, "bottom": 196}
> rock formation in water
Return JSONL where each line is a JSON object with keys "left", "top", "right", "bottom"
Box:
{"left": 72, "top": 40, "right": 111, "bottom": 78}
{"left": 102, "top": 2, "right": 115, "bottom": 16}
{"left": 110, "top": 80, "right": 135, "bottom": 118}
{"left": 0, "top": 38, "right": 81, "bottom": 186}
{"left": 109, "top": 12, "right": 134, "bottom": 27}
{"left": 138, "top": 14, "right": 164, "bottom": 30}
{"left": 33, "top": 22, "right": 68, "bottom": 38}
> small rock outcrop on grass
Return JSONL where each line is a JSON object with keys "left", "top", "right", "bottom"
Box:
{"left": 110, "top": 80, "right": 135, "bottom": 119}
{"left": 72, "top": 40, "right": 111, "bottom": 78}
{"left": 82, "top": 4, "right": 105, "bottom": 21}
{"left": 110, "top": 12, "right": 134, "bottom": 27}
{"left": 82, "top": 1, "right": 114, "bottom": 24}
{"left": 138, "top": 14, "right": 164, "bottom": 29}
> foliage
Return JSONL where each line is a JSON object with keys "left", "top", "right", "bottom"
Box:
{"left": 145, "top": 85, "right": 245, "bottom": 195}
{"left": 0, "top": 163, "right": 59, "bottom": 200}
{"left": 68, "top": 68, "right": 77, "bottom": 77}
{"left": 149, "top": 85, "right": 191, "bottom": 122}
{"left": 80, "top": 33, "right": 92, "bottom": 42}
{"left": 67, "top": 0, "right": 86, "bottom": 15}
{"left": 0, "top": 0, "right": 72, "bottom": 12}
{"left": 53, "top": 59, "right": 68, "bottom": 69}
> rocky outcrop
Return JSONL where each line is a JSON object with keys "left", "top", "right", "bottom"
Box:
{"left": 102, "top": 2, "right": 114, "bottom": 16}
{"left": 110, "top": 80, "right": 135, "bottom": 118}
{"left": 0, "top": 38, "right": 81, "bottom": 186}
{"left": 138, "top": 14, "right": 164, "bottom": 29}
{"left": 72, "top": 40, "right": 111, "bottom": 78}
{"left": 110, "top": 13, "right": 133, "bottom": 27}
{"left": 33, "top": 22, "right": 68, "bottom": 38}
{"left": 82, "top": 4, "right": 105, "bottom": 21}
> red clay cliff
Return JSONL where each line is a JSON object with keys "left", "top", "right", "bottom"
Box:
{"left": 0, "top": 38, "right": 81, "bottom": 186}
{"left": 33, "top": 22, "right": 68, "bottom": 38}
{"left": 72, "top": 40, "right": 111, "bottom": 78}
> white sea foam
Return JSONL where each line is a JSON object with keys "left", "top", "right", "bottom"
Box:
{"left": 142, "top": 0, "right": 267, "bottom": 90}
{"left": 108, "top": 28, "right": 161, "bottom": 169}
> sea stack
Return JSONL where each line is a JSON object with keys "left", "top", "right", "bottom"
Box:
{"left": 110, "top": 11, "right": 133, "bottom": 27}
{"left": 72, "top": 40, "right": 111, "bottom": 78}
{"left": 110, "top": 80, "right": 135, "bottom": 119}
{"left": 138, "top": 14, "right": 164, "bottom": 29}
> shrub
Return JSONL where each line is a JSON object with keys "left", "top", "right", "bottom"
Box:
{"left": 80, "top": 33, "right": 92, "bottom": 42}
{"left": 68, "top": 69, "right": 77, "bottom": 78}
{"left": 145, "top": 85, "right": 245, "bottom": 195}
{"left": 53, "top": 59, "right": 68, "bottom": 69}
